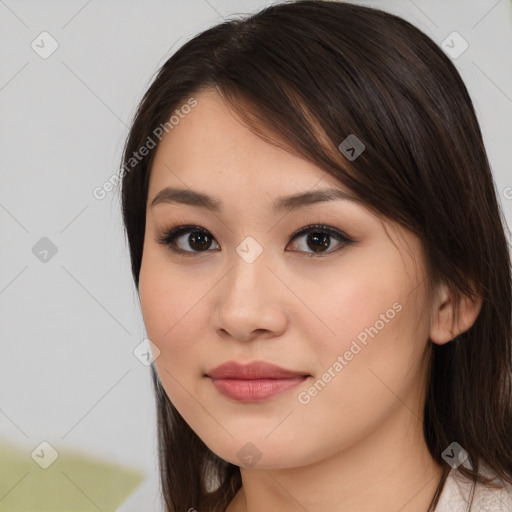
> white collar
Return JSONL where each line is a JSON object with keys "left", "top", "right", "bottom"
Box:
{"left": 436, "top": 467, "right": 512, "bottom": 511}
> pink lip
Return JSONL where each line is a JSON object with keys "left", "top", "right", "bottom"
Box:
{"left": 206, "top": 361, "right": 309, "bottom": 402}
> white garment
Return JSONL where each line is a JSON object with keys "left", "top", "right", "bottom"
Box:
{"left": 436, "top": 467, "right": 512, "bottom": 511}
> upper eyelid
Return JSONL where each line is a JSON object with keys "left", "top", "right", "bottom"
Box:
{"left": 166, "top": 223, "right": 349, "bottom": 239}
{"left": 289, "top": 224, "right": 349, "bottom": 239}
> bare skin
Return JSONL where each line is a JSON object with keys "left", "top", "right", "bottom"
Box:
{"left": 138, "top": 89, "right": 482, "bottom": 512}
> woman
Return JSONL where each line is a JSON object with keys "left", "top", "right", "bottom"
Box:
{"left": 120, "top": 1, "right": 512, "bottom": 510}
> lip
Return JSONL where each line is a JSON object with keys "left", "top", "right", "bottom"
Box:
{"left": 206, "top": 361, "right": 309, "bottom": 402}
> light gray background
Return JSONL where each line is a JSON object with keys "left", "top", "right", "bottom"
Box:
{"left": 1, "top": 0, "right": 511, "bottom": 510}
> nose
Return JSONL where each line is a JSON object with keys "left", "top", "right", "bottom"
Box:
{"left": 211, "top": 249, "right": 288, "bottom": 343}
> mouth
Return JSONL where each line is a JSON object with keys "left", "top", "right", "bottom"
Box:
{"left": 205, "top": 361, "right": 310, "bottom": 402}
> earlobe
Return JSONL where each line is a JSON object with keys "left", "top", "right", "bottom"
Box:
{"left": 429, "top": 281, "right": 483, "bottom": 345}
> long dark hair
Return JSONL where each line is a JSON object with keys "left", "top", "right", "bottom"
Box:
{"left": 120, "top": 1, "right": 512, "bottom": 510}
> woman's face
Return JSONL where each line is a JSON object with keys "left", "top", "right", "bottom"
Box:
{"left": 139, "top": 89, "right": 435, "bottom": 469}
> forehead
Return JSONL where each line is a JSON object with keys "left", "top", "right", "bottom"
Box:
{"left": 147, "top": 89, "right": 347, "bottom": 197}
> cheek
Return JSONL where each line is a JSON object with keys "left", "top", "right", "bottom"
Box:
{"left": 139, "top": 244, "right": 203, "bottom": 336}
{"left": 303, "top": 271, "right": 429, "bottom": 407}
{"left": 139, "top": 248, "right": 203, "bottom": 362}
{"left": 297, "top": 248, "right": 431, "bottom": 414}
{"left": 139, "top": 254, "right": 211, "bottom": 420}
{"left": 290, "top": 294, "right": 430, "bottom": 466}
{"left": 298, "top": 250, "right": 418, "bottom": 365}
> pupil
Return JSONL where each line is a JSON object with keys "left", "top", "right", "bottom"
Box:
{"left": 189, "top": 231, "right": 211, "bottom": 251}
{"left": 307, "top": 232, "right": 330, "bottom": 252}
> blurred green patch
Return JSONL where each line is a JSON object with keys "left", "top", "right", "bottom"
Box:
{"left": 0, "top": 440, "right": 144, "bottom": 512}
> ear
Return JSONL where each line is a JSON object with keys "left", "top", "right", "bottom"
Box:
{"left": 429, "top": 280, "right": 483, "bottom": 345}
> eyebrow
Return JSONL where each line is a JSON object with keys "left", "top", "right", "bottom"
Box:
{"left": 150, "top": 186, "right": 358, "bottom": 214}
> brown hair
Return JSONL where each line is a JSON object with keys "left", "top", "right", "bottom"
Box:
{"left": 120, "top": 1, "right": 512, "bottom": 510}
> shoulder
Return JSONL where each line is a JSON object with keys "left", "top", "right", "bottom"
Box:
{"left": 436, "top": 465, "right": 512, "bottom": 511}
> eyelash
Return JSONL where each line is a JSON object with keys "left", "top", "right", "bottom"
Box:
{"left": 155, "top": 223, "right": 354, "bottom": 257}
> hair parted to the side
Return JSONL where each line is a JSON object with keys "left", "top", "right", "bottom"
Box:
{"left": 120, "top": 1, "right": 512, "bottom": 510}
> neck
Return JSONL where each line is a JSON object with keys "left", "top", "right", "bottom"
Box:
{"left": 227, "top": 407, "right": 444, "bottom": 512}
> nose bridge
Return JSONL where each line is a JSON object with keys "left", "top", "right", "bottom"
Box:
{"left": 212, "top": 239, "right": 287, "bottom": 340}
{"left": 225, "top": 241, "right": 269, "bottom": 304}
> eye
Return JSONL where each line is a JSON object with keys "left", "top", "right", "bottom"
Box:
{"left": 156, "top": 223, "right": 353, "bottom": 256}
{"left": 287, "top": 224, "right": 353, "bottom": 256}
{"left": 156, "top": 225, "right": 220, "bottom": 254}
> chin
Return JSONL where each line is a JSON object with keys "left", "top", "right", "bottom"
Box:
{"left": 197, "top": 432, "right": 322, "bottom": 470}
